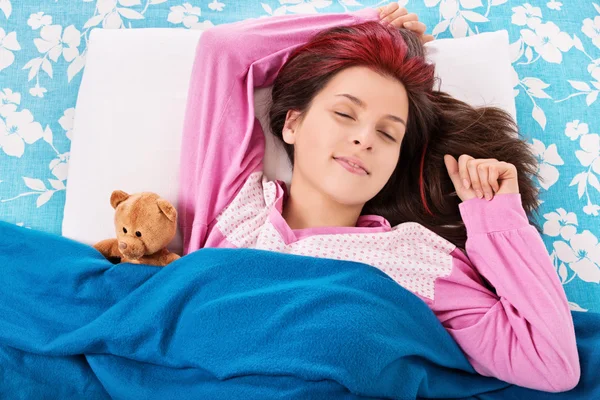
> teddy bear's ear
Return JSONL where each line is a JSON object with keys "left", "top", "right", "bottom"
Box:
{"left": 110, "top": 190, "right": 130, "bottom": 209}
{"left": 156, "top": 198, "right": 177, "bottom": 222}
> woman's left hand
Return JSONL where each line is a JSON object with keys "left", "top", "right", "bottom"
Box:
{"left": 377, "top": 3, "right": 435, "bottom": 44}
{"left": 444, "top": 154, "right": 520, "bottom": 202}
{"left": 377, "top": 3, "right": 434, "bottom": 43}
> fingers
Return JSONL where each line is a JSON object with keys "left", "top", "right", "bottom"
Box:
{"left": 422, "top": 34, "right": 435, "bottom": 44}
{"left": 488, "top": 164, "right": 500, "bottom": 193}
{"left": 393, "top": 12, "right": 419, "bottom": 27}
{"left": 381, "top": 5, "right": 407, "bottom": 24}
{"left": 458, "top": 154, "right": 472, "bottom": 190}
{"left": 466, "top": 160, "right": 485, "bottom": 199}
{"left": 459, "top": 155, "right": 499, "bottom": 200}
{"left": 379, "top": 3, "right": 400, "bottom": 21}
{"left": 390, "top": 14, "right": 432, "bottom": 40}
{"left": 445, "top": 154, "right": 477, "bottom": 202}
{"left": 403, "top": 20, "right": 427, "bottom": 35}
{"left": 443, "top": 154, "right": 461, "bottom": 187}
{"left": 450, "top": 154, "right": 518, "bottom": 201}
{"left": 378, "top": 5, "right": 434, "bottom": 42}
{"left": 476, "top": 164, "right": 493, "bottom": 200}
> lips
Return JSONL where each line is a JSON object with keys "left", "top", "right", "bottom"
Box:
{"left": 333, "top": 156, "right": 369, "bottom": 176}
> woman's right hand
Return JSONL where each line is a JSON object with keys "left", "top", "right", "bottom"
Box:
{"left": 377, "top": 3, "right": 435, "bottom": 44}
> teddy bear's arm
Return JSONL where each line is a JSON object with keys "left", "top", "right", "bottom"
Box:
{"left": 93, "top": 238, "right": 122, "bottom": 263}
{"left": 165, "top": 252, "right": 181, "bottom": 264}
{"left": 136, "top": 249, "right": 180, "bottom": 267}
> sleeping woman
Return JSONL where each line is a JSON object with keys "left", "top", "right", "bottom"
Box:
{"left": 177, "top": 3, "right": 580, "bottom": 392}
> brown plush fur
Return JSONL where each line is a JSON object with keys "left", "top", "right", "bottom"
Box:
{"left": 93, "top": 190, "right": 181, "bottom": 267}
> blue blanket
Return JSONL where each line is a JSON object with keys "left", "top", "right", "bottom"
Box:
{"left": 0, "top": 221, "right": 597, "bottom": 399}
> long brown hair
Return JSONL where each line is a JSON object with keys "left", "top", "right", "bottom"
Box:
{"left": 268, "top": 20, "right": 542, "bottom": 251}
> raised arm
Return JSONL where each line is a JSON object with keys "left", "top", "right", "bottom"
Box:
{"left": 177, "top": 8, "right": 381, "bottom": 254}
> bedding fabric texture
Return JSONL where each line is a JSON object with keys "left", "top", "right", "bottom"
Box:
{"left": 0, "top": 1, "right": 598, "bottom": 313}
{"left": 0, "top": 220, "right": 599, "bottom": 399}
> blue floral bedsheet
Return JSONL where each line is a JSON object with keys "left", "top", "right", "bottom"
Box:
{"left": 0, "top": 0, "right": 598, "bottom": 312}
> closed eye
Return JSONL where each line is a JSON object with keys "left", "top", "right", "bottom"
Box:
{"left": 335, "top": 112, "right": 353, "bottom": 119}
{"left": 334, "top": 112, "right": 397, "bottom": 142}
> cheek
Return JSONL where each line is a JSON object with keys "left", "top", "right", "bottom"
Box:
{"left": 379, "top": 147, "right": 401, "bottom": 177}
{"left": 295, "top": 122, "right": 338, "bottom": 156}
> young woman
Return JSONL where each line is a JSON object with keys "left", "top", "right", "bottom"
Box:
{"left": 177, "top": 3, "right": 580, "bottom": 393}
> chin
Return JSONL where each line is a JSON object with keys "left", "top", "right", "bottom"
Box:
{"left": 324, "top": 187, "right": 373, "bottom": 207}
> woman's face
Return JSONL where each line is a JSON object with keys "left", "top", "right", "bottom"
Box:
{"left": 282, "top": 66, "right": 409, "bottom": 207}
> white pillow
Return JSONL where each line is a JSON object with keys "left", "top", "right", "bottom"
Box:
{"left": 425, "top": 30, "right": 516, "bottom": 121}
{"left": 62, "top": 26, "right": 516, "bottom": 255}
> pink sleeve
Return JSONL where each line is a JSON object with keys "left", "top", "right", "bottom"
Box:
{"left": 178, "top": 8, "right": 380, "bottom": 255}
{"left": 431, "top": 193, "right": 581, "bottom": 392}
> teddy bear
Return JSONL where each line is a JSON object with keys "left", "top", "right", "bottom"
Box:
{"left": 93, "top": 190, "right": 181, "bottom": 267}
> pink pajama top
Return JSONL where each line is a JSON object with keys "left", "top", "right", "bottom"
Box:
{"left": 177, "top": 7, "right": 580, "bottom": 392}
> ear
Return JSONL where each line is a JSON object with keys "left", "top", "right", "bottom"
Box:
{"left": 110, "top": 190, "right": 130, "bottom": 209}
{"left": 156, "top": 198, "right": 177, "bottom": 222}
{"left": 282, "top": 109, "right": 302, "bottom": 145}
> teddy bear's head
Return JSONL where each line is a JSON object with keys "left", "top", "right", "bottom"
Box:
{"left": 110, "top": 190, "right": 177, "bottom": 261}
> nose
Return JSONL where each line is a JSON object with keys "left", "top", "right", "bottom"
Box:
{"left": 118, "top": 241, "right": 127, "bottom": 250}
{"left": 350, "top": 129, "right": 375, "bottom": 150}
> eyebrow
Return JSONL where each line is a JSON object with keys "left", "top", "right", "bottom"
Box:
{"left": 335, "top": 93, "right": 406, "bottom": 127}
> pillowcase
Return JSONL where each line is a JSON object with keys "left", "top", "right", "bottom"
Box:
{"left": 425, "top": 30, "right": 516, "bottom": 120}
{"left": 62, "top": 26, "right": 515, "bottom": 255}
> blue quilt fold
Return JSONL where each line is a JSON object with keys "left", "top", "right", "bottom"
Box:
{"left": 0, "top": 221, "right": 597, "bottom": 399}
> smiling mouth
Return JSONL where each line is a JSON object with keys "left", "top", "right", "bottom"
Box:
{"left": 333, "top": 157, "right": 369, "bottom": 176}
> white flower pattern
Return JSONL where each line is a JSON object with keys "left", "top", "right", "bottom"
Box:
{"left": 582, "top": 16, "right": 600, "bottom": 49}
{"left": 34, "top": 25, "right": 81, "bottom": 62}
{"left": 554, "top": 231, "right": 600, "bottom": 284}
{"left": 0, "top": 88, "right": 20, "bottom": 117}
{"left": 27, "top": 12, "right": 52, "bottom": 30}
{"left": 530, "top": 138, "right": 564, "bottom": 190}
{"left": 520, "top": 21, "right": 573, "bottom": 64}
{"left": 576, "top": 134, "right": 600, "bottom": 176}
{"left": 0, "top": 27, "right": 21, "bottom": 72}
{"left": 29, "top": 83, "right": 47, "bottom": 98}
{"left": 167, "top": 2, "right": 214, "bottom": 30}
{"left": 565, "top": 120, "right": 590, "bottom": 141}
{"left": 0, "top": 109, "right": 43, "bottom": 157}
{"left": 543, "top": 208, "right": 577, "bottom": 240}
{"left": 546, "top": 1, "right": 562, "bottom": 11}
{"left": 59, "top": 108, "right": 75, "bottom": 141}
{"left": 168, "top": 3, "right": 201, "bottom": 28}
{"left": 511, "top": 3, "right": 542, "bottom": 29}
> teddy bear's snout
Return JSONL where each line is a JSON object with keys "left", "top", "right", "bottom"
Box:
{"left": 118, "top": 239, "right": 144, "bottom": 259}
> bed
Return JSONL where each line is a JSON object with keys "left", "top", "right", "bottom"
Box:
{"left": 0, "top": 0, "right": 599, "bottom": 398}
